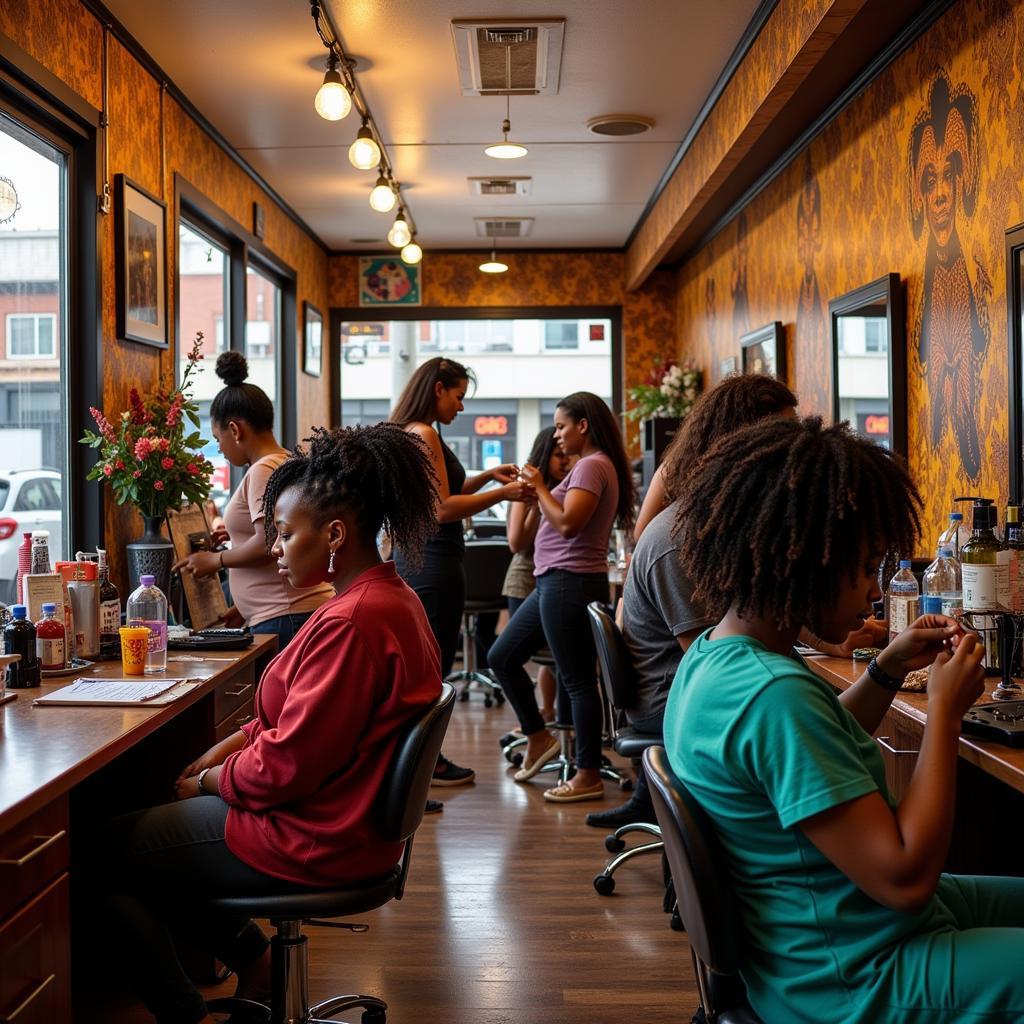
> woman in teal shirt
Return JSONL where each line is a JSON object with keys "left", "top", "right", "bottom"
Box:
{"left": 665, "top": 415, "right": 1024, "bottom": 1024}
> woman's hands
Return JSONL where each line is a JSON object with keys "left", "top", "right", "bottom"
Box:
{"left": 172, "top": 549, "right": 222, "bottom": 579}
{"left": 927, "top": 632, "right": 986, "bottom": 720}
{"left": 174, "top": 731, "right": 248, "bottom": 799}
{"left": 489, "top": 463, "right": 520, "bottom": 485}
{"left": 837, "top": 617, "right": 889, "bottom": 655}
{"left": 501, "top": 480, "right": 535, "bottom": 502}
{"left": 875, "top": 614, "right": 964, "bottom": 679}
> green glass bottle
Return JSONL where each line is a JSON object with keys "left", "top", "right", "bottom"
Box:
{"left": 961, "top": 498, "right": 1001, "bottom": 611}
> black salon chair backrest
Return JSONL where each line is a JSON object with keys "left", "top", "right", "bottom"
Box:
{"left": 587, "top": 601, "right": 638, "bottom": 711}
{"left": 463, "top": 539, "right": 514, "bottom": 606}
{"left": 377, "top": 682, "right": 455, "bottom": 845}
{"left": 643, "top": 745, "right": 741, "bottom": 975}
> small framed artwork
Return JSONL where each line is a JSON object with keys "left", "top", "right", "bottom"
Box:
{"left": 740, "top": 321, "right": 786, "bottom": 380}
{"left": 114, "top": 174, "right": 167, "bottom": 348}
{"left": 252, "top": 200, "right": 266, "bottom": 240}
{"left": 303, "top": 301, "right": 323, "bottom": 378}
{"left": 359, "top": 255, "right": 421, "bottom": 306}
{"left": 719, "top": 355, "right": 738, "bottom": 378}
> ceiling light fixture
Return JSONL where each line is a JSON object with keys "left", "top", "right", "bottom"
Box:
{"left": 479, "top": 243, "right": 508, "bottom": 274}
{"left": 348, "top": 118, "right": 381, "bottom": 170}
{"left": 401, "top": 238, "right": 423, "bottom": 265}
{"left": 369, "top": 172, "right": 397, "bottom": 213}
{"left": 485, "top": 94, "right": 528, "bottom": 160}
{"left": 388, "top": 212, "right": 412, "bottom": 248}
{"left": 314, "top": 52, "right": 352, "bottom": 121}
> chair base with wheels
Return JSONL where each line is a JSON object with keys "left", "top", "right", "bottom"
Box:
{"left": 446, "top": 608, "right": 504, "bottom": 707}
{"left": 592, "top": 821, "right": 663, "bottom": 895}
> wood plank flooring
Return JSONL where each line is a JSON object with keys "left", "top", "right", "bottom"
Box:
{"left": 83, "top": 686, "right": 699, "bottom": 1022}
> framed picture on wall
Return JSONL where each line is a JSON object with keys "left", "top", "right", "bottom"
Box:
{"left": 358, "top": 255, "right": 421, "bottom": 306}
{"left": 740, "top": 321, "right": 785, "bottom": 380}
{"left": 303, "top": 301, "right": 323, "bottom": 378}
{"left": 719, "top": 355, "right": 738, "bottom": 378}
{"left": 115, "top": 174, "right": 167, "bottom": 348}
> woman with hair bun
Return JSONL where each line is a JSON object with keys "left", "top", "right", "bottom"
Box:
{"left": 172, "top": 351, "right": 333, "bottom": 648}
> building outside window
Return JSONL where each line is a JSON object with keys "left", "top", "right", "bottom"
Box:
{"left": 6, "top": 312, "right": 56, "bottom": 358}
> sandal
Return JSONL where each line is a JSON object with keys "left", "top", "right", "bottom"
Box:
{"left": 543, "top": 781, "right": 604, "bottom": 803}
{"left": 513, "top": 737, "right": 561, "bottom": 781}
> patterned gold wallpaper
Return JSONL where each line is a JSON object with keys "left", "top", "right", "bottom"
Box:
{"left": 675, "top": 0, "right": 1023, "bottom": 554}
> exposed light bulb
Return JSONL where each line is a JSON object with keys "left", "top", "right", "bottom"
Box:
{"left": 479, "top": 246, "right": 508, "bottom": 274}
{"left": 369, "top": 174, "right": 397, "bottom": 213}
{"left": 388, "top": 214, "right": 412, "bottom": 248}
{"left": 401, "top": 240, "right": 423, "bottom": 265}
{"left": 348, "top": 121, "right": 381, "bottom": 170}
{"left": 314, "top": 55, "right": 351, "bottom": 121}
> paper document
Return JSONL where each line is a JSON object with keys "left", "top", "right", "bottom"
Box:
{"left": 34, "top": 678, "right": 193, "bottom": 707}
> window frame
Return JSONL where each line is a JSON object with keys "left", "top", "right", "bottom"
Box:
{"left": 6, "top": 312, "right": 58, "bottom": 359}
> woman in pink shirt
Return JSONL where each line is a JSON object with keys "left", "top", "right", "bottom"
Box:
{"left": 488, "top": 392, "right": 634, "bottom": 802}
{"left": 92, "top": 425, "right": 442, "bottom": 1024}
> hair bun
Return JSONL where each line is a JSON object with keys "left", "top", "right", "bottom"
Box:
{"left": 215, "top": 350, "right": 249, "bottom": 387}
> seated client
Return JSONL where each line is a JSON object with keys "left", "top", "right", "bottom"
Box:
{"left": 90, "top": 424, "right": 442, "bottom": 1024}
{"left": 665, "top": 415, "right": 1023, "bottom": 1023}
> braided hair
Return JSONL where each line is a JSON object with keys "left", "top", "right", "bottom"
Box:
{"left": 661, "top": 374, "right": 797, "bottom": 501}
{"left": 261, "top": 424, "right": 438, "bottom": 567}
{"left": 673, "top": 416, "right": 921, "bottom": 633}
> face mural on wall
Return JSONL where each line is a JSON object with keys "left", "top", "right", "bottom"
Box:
{"left": 795, "top": 153, "right": 829, "bottom": 413}
{"left": 908, "top": 70, "right": 989, "bottom": 482}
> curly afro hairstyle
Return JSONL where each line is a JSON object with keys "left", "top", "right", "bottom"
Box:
{"left": 261, "top": 424, "right": 438, "bottom": 568}
{"left": 661, "top": 374, "right": 797, "bottom": 501}
{"left": 673, "top": 416, "right": 921, "bottom": 633}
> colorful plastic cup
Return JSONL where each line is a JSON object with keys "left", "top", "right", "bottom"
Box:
{"left": 119, "top": 626, "right": 151, "bottom": 675}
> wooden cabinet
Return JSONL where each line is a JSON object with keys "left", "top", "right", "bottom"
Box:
{"left": 213, "top": 662, "right": 255, "bottom": 740}
{"left": 874, "top": 708, "right": 921, "bottom": 803}
{"left": 0, "top": 798, "right": 68, "bottom": 922}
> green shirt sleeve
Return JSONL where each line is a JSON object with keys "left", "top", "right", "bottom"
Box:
{"left": 731, "top": 672, "right": 879, "bottom": 829}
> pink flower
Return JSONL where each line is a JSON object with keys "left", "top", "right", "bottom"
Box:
{"left": 115, "top": 459, "right": 125, "bottom": 470}
{"left": 133, "top": 470, "right": 142, "bottom": 479}
{"left": 161, "top": 457, "right": 175, "bottom": 470}
{"left": 134, "top": 437, "right": 152, "bottom": 459}
{"left": 90, "top": 406, "right": 116, "bottom": 443}
{"left": 154, "top": 480, "right": 165, "bottom": 491}
{"left": 103, "top": 464, "right": 113, "bottom": 477}
{"left": 186, "top": 463, "right": 199, "bottom": 475}
{"left": 159, "top": 438, "right": 171, "bottom": 452}
{"left": 129, "top": 388, "right": 151, "bottom": 425}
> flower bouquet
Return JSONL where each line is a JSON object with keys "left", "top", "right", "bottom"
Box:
{"left": 626, "top": 358, "right": 702, "bottom": 422}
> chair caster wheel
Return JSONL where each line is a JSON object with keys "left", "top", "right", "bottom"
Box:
{"left": 459, "top": 690, "right": 470, "bottom": 702}
{"left": 620, "top": 779, "right": 633, "bottom": 791}
{"left": 362, "top": 1010, "right": 387, "bottom": 1024}
{"left": 670, "top": 908, "right": 684, "bottom": 932}
{"left": 484, "top": 697, "right": 493, "bottom": 707}
{"left": 510, "top": 752, "right": 523, "bottom": 767}
{"left": 605, "top": 835, "right": 626, "bottom": 853}
{"left": 593, "top": 872, "right": 616, "bottom": 896}
{"left": 495, "top": 692, "right": 505, "bottom": 704}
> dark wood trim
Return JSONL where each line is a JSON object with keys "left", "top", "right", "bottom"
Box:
{"left": 1006, "top": 222, "right": 1024, "bottom": 505}
{"left": 828, "top": 273, "right": 906, "bottom": 459}
{"left": 328, "top": 304, "right": 624, "bottom": 430}
{"left": 328, "top": 246, "right": 627, "bottom": 257}
{"left": 80, "top": 0, "right": 327, "bottom": 254}
{"left": 624, "top": 0, "right": 780, "bottom": 250}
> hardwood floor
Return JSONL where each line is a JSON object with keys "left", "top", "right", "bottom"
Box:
{"left": 82, "top": 687, "right": 699, "bottom": 1022}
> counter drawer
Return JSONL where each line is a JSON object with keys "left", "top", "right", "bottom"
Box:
{"left": 0, "top": 873, "right": 70, "bottom": 1024}
{"left": 0, "top": 799, "right": 69, "bottom": 921}
{"left": 213, "top": 664, "right": 255, "bottom": 724}
{"left": 215, "top": 703, "right": 254, "bottom": 742}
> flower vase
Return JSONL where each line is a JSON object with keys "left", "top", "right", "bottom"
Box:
{"left": 126, "top": 515, "right": 174, "bottom": 599}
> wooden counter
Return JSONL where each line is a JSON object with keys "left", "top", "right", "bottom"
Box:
{"left": 0, "top": 635, "right": 276, "bottom": 1022}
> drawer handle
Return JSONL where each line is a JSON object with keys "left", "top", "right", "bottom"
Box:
{"left": 0, "top": 830, "right": 66, "bottom": 867}
{"left": 0, "top": 973, "right": 55, "bottom": 1021}
{"left": 234, "top": 714, "right": 253, "bottom": 727}
{"left": 223, "top": 686, "right": 251, "bottom": 698}
{"left": 876, "top": 736, "right": 918, "bottom": 757}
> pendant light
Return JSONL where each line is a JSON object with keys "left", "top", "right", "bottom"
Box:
{"left": 401, "top": 238, "right": 423, "bottom": 265}
{"left": 484, "top": 48, "right": 528, "bottom": 159}
{"left": 387, "top": 211, "right": 412, "bottom": 248}
{"left": 369, "top": 173, "right": 397, "bottom": 213}
{"left": 478, "top": 244, "right": 508, "bottom": 274}
{"left": 314, "top": 52, "right": 352, "bottom": 121}
{"left": 348, "top": 118, "right": 381, "bottom": 170}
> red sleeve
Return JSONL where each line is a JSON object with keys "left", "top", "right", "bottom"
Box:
{"left": 219, "top": 616, "right": 380, "bottom": 811}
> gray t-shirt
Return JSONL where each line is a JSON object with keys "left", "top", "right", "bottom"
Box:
{"left": 622, "top": 503, "right": 710, "bottom": 726}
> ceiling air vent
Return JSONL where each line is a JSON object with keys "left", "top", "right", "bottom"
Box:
{"left": 468, "top": 176, "right": 532, "bottom": 197}
{"left": 587, "top": 115, "right": 655, "bottom": 137}
{"left": 451, "top": 18, "right": 565, "bottom": 96}
{"left": 474, "top": 217, "right": 534, "bottom": 239}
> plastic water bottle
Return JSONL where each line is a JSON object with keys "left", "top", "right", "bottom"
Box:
{"left": 922, "top": 548, "right": 962, "bottom": 619}
{"left": 936, "top": 512, "right": 968, "bottom": 560}
{"left": 126, "top": 575, "right": 168, "bottom": 674}
{"left": 888, "top": 560, "right": 920, "bottom": 643}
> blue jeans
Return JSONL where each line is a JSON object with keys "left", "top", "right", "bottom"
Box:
{"left": 251, "top": 612, "right": 315, "bottom": 651}
{"left": 488, "top": 569, "right": 607, "bottom": 770}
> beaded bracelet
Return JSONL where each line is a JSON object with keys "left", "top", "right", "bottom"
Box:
{"left": 867, "top": 657, "right": 904, "bottom": 692}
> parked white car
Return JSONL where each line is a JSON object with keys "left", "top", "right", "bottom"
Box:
{"left": 0, "top": 469, "right": 63, "bottom": 604}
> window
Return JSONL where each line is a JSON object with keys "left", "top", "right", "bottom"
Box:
{"left": 245, "top": 263, "right": 281, "bottom": 409}
{"left": 544, "top": 320, "right": 579, "bottom": 350}
{"left": 864, "top": 318, "right": 887, "bottom": 353}
{"left": 7, "top": 313, "right": 56, "bottom": 358}
{"left": 0, "top": 110, "right": 70, "bottom": 598}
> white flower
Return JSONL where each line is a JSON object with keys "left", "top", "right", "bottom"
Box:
{"left": 684, "top": 387, "right": 696, "bottom": 401}
{"left": 660, "top": 382, "right": 673, "bottom": 396}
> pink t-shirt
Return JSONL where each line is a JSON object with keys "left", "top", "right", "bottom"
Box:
{"left": 533, "top": 451, "right": 619, "bottom": 576}
{"left": 222, "top": 452, "right": 334, "bottom": 627}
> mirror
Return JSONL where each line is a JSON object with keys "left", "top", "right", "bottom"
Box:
{"left": 740, "top": 321, "right": 785, "bottom": 379}
{"left": 829, "top": 273, "right": 906, "bottom": 455}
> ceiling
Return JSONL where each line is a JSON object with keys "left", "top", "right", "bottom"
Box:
{"left": 101, "top": 0, "right": 761, "bottom": 252}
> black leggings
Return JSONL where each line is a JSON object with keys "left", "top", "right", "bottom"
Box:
{"left": 396, "top": 546, "right": 466, "bottom": 677}
{"left": 88, "top": 797, "right": 290, "bottom": 1024}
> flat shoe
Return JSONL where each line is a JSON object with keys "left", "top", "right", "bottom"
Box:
{"left": 543, "top": 781, "right": 605, "bottom": 803}
{"left": 513, "top": 737, "right": 561, "bottom": 781}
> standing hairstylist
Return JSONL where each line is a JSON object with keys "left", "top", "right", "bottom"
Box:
{"left": 173, "top": 351, "right": 333, "bottom": 649}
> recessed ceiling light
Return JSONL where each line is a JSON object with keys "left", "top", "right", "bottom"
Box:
{"left": 586, "top": 114, "right": 655, "bottom": 136}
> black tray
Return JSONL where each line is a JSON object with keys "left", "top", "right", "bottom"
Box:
{"left": 962, "top": 701, "right": 1024, "bottom": 747}
{"left": 168, "top": 632, "right": 254, "bottom": 652}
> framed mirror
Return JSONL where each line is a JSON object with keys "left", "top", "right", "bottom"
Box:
{"left": 829, "top": 273, "right": 906, "bottom": 455}
{"left": 740, "top": 321, "right": 785, "bottom": 380}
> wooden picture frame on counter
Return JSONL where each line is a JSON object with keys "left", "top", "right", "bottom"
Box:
{"left": 166, "top": 505, "right": 228, "bottom": 630}
{"left": 114, "top": 175, "right": 168, "bottom": 349}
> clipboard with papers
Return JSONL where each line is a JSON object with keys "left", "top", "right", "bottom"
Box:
{"left": 33, "top": 677, "right": 199, "bottom": 707}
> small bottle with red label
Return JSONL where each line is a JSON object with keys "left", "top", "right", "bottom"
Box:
{"left": 35, "top": 602, "right": 66, "bottom": 671}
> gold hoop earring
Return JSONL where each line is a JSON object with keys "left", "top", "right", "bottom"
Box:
{"left": 328, "top": 548, "right": 335, "bottom": 574}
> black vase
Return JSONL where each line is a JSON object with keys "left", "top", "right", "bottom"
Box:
{"left": 126, "top": 515, "right": 174, "bottom": 598}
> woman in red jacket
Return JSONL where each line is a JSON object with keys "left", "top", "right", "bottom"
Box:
{"left": 92, "top": 424, "right": 442, "bottom": 1024}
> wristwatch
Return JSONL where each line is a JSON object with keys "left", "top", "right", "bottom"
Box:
{"left": 866, "top": 657, "right": 904, "bottom": 693}
{"left": 197, "top": 767, "right": 212, "bottom": 795}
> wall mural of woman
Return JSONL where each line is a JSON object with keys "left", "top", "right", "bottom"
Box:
{"left": 908, "top": 70, "right": 990, "bottom": 482}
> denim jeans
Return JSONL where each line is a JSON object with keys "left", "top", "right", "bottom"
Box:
{"left": 251, "top": 611, "right": 315, "bottom": 651}
{"left": 488, "top": 569, "right": 608, "bottom": 770}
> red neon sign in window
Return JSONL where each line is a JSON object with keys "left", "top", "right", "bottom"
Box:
{"left": 474, "top": 416, "right": 509, "bottom": 436}
{"left": 864, "top": 415, "right": 890, "bottom": 435}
